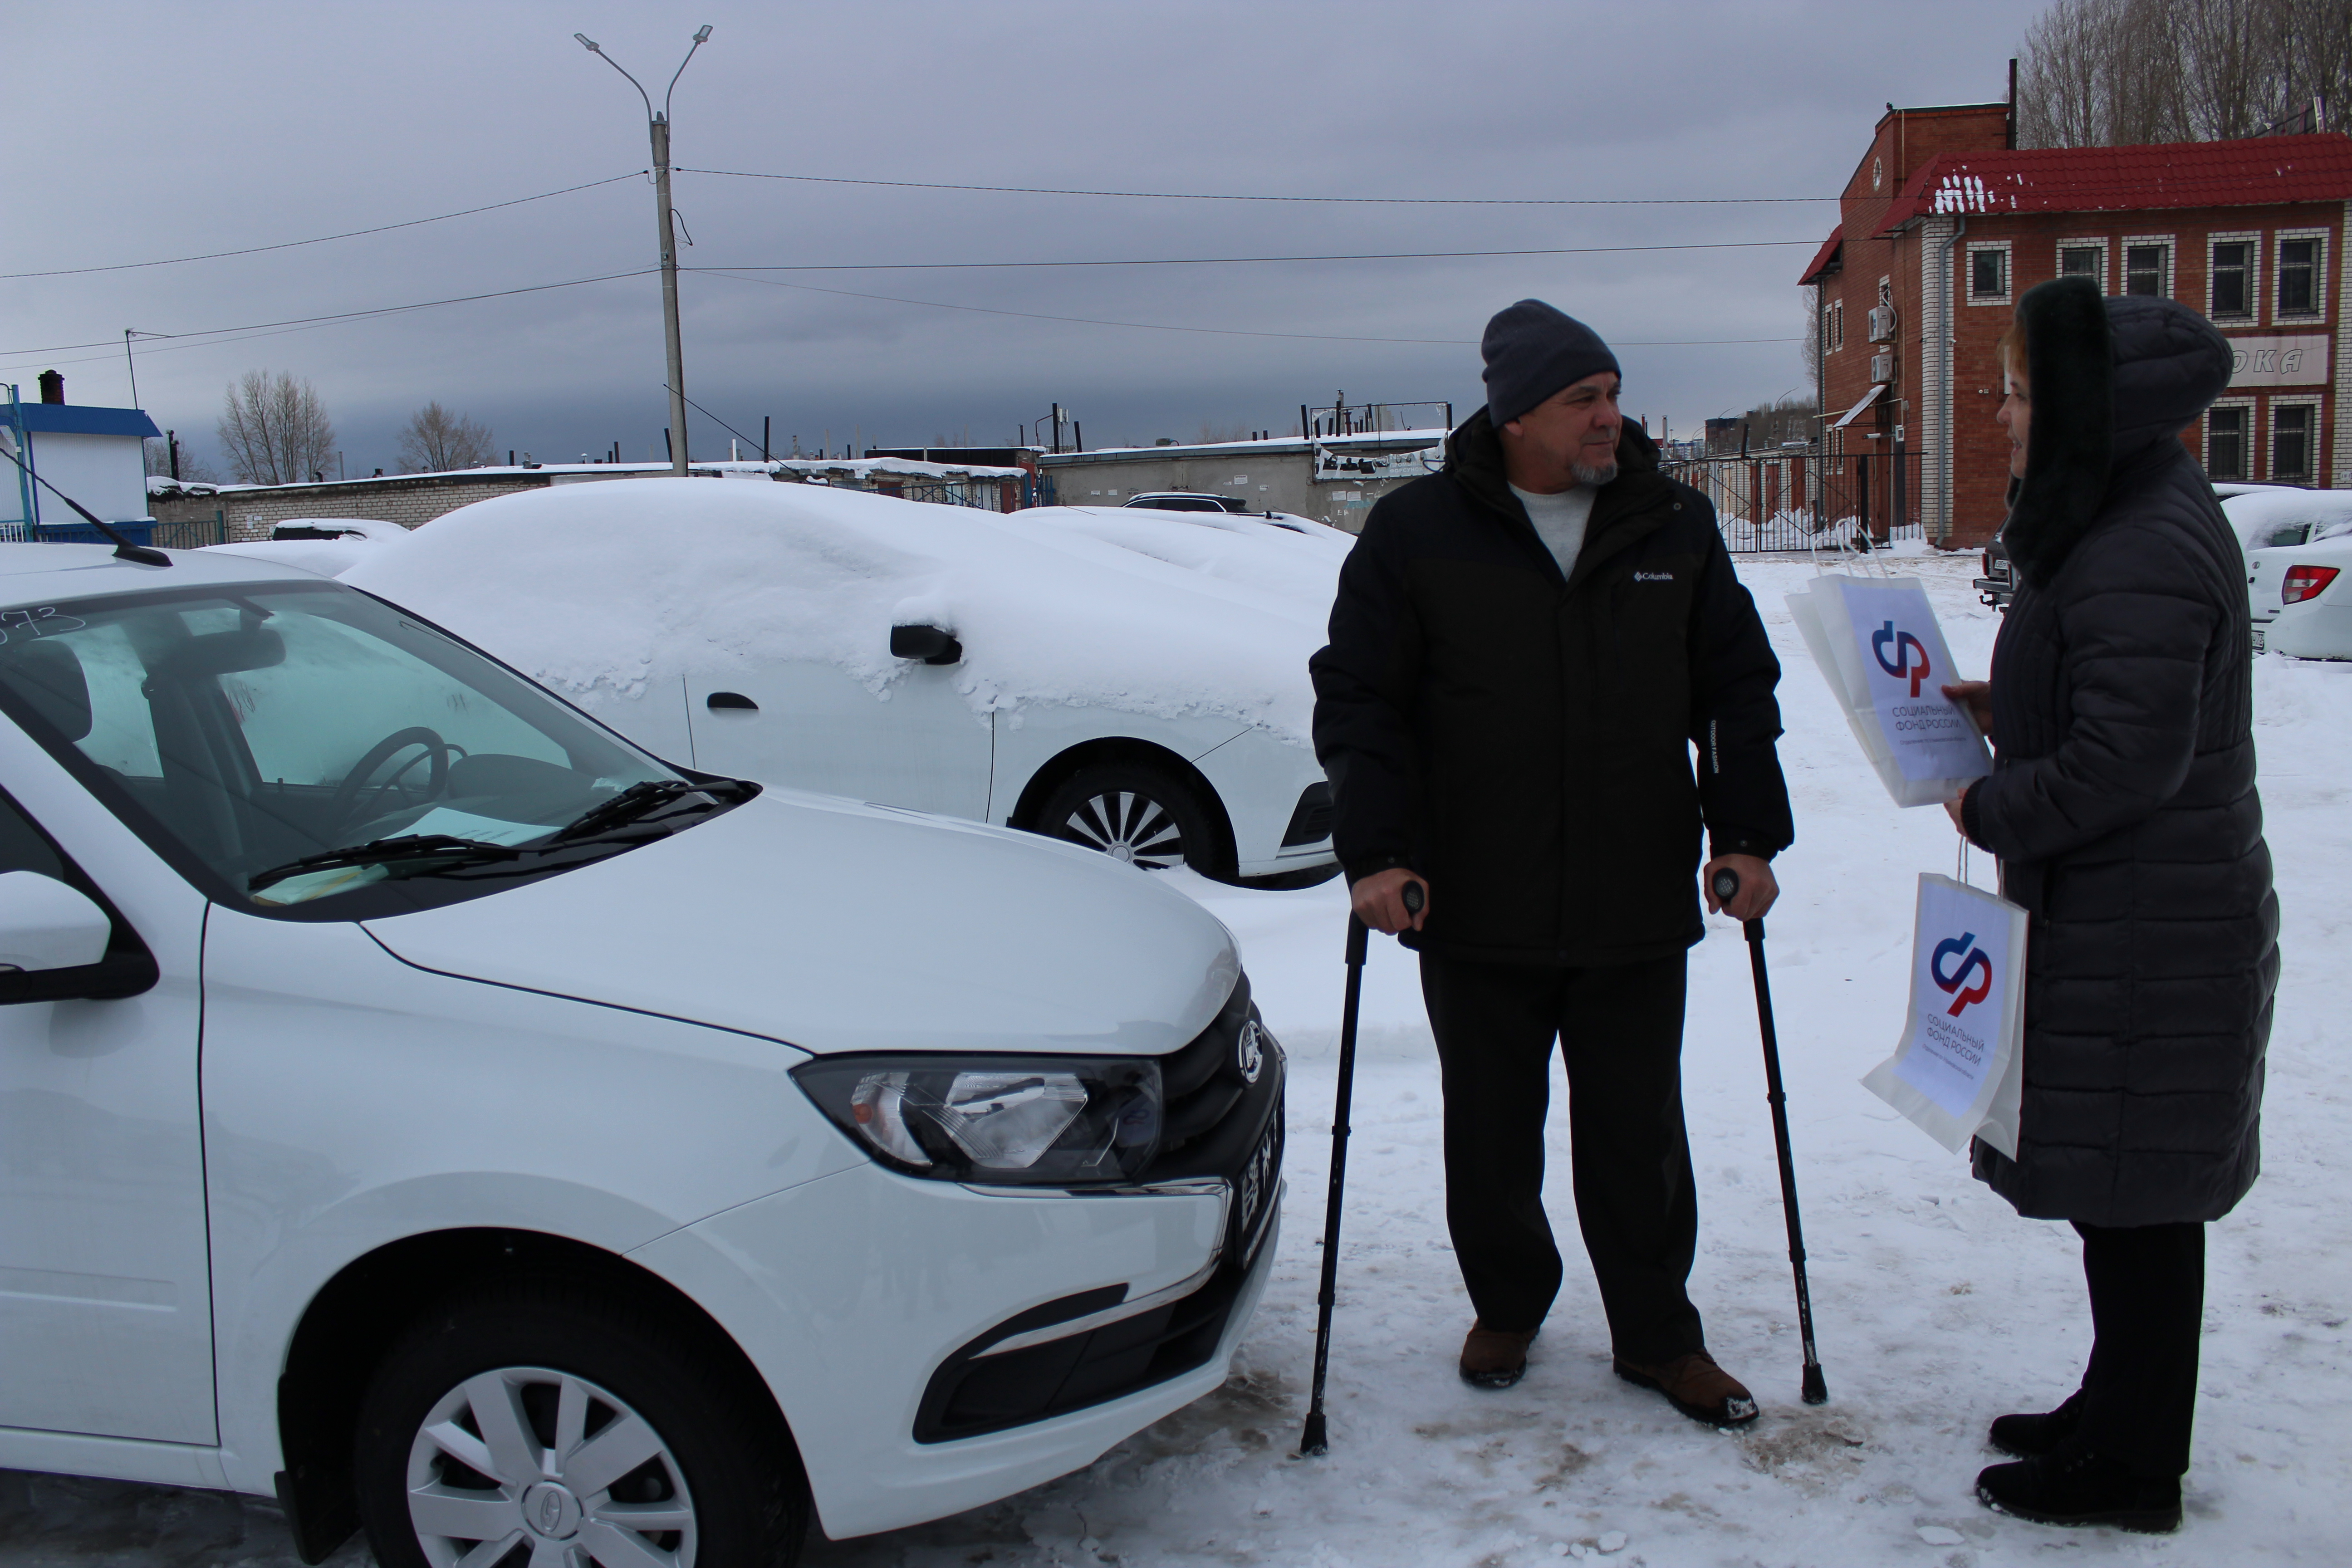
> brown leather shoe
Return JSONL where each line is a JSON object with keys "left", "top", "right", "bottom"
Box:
{"left": 1613, "top": 1349, "right": 1759, "bottom": 1428}
{"left": 1459, "top": 1320, "right": 1539, "bottom": 1388}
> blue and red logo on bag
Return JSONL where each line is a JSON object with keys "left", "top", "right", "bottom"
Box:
{"left": 1872, "top": 620, "right": 1933, "bottom": 698}
{"left": 1931, "top": 931, "right": 1993, "bottom": 1017}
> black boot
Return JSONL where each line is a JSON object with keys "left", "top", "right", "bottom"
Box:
{"left": 1976, "top": 1447, "right": 2182, "bottom": 1534}
{"left": 1988, "top": 1389, "right": 2086, "bottom": 1459}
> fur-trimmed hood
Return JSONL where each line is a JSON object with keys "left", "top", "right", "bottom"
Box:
{"left": 2002, "top": 278, "right": 2233, "bottom": 588}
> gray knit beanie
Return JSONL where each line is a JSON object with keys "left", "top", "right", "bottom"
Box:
{"left": 1480, "top": 299, "right": 1620, "bottom": 426}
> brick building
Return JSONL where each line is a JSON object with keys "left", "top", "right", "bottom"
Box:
{"left": 1801, "top": 103, "right": 2352, "bottom": 549}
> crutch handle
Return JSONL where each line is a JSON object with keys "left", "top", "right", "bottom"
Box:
{"left": 1401, "top": 879, "right": 1425, "bottom": 916}
{"left": 1710, "top": 867, "right": 1741, "bottom": 903}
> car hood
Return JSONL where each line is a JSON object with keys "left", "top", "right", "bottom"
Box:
{"left": 361, "top": 788, "right": 1242, "bottom": 1057}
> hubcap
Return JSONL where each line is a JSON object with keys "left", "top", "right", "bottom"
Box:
{"left": 1060, "top": 790, "right": 1186, "bottom": 871}
{"left": 405, "top": 1366, "right": 696, "bottom": 1568}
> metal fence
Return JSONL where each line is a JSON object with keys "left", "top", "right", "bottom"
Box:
{"left": 1661, "top": 452, "right": 1928, "bottom": 554}
{"left": 0, "top": 515, "right": 227, "bottom": 549}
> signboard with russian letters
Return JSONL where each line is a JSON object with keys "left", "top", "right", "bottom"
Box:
{"left": 2224, "top": 334, "right": 2328, "bottom": 387}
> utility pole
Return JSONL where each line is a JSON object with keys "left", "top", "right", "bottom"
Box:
{"left": 576, "top": 24, "right": 710, "bottom": 478}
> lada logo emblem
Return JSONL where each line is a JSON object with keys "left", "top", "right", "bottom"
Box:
{"left": 1236, "top": 1020, "right": 1264, "bottom": 1084}
{"left": 539, "top": 1491, "right": 565, "bottom": 1532}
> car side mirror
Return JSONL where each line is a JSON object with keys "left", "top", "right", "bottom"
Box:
{"left": 0, "top": 871, "right": 112, "bottom": 974}
{"left": 890, "top": 624, "right": 963, "bottom": 666}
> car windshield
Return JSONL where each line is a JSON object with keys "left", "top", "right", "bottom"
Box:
{"left": 0, "top": 580, "right": 741, "bottom": 918}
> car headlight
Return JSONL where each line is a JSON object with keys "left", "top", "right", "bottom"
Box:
{"left": 791, "top": 1054, "right": 1162, "bottom": 1186}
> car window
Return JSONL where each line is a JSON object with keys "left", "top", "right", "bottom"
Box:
{"left": 0, "top": 582, "right": 700, "bottom": 917}
{"left": 2315, "top": 519, "right": 2352, "bottom": 543}
{"left": 2254, "top": 522, "right": 2313, "bottom": 549}
{"left": 0, "top": 789, "right": 65, "bottom": 881}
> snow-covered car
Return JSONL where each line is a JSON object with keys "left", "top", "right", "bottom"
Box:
{"left": 201, "top": 515, "right": 411, "bottom": 578}
{"left": 343, "top": 480, "right": 1340, "bottom": 884}
{"left": 2225, "top": 490, "right": 2352, "bottom": 646}
{"left": 0, "top": 543, "right": 1284, "bottom": 1562}
{"left": 2263, "top": 534, "right": 2352, "bottom": 658}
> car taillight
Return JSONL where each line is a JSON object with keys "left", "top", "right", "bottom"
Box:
{"left": 2282, "top": 565, "right": 2342, "bottom": 604}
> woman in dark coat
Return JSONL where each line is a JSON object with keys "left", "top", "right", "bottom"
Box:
{"left": 1943, "top": 275, "right": 2277, "bottom": 1533}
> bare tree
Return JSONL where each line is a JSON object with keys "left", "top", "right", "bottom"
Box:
{"left": 396, "top": 401, "right": 497, "bottom": 473}
{"left": 216, "top": 370, "right": 336, "bottom": 486}
{"left": 2019, "top": 0, "right": 2350, "bottom": 147}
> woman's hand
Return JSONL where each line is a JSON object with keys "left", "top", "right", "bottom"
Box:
{"left": 1944, "top": 792, "right": 1969, "bottom": 834}
{"left": 1943, "top": 680, "right": 1993, "bottom": 738}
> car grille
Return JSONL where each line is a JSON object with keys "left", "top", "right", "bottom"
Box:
{"left": 912, "top": 975, "right": 1284, "bottom": 1443}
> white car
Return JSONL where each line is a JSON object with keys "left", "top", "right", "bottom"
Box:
{"left": 201, "top": 515, "right": 412, "bottom": 578}
{"left": 0, "top": 544, "right": 1283, "bottom": 1563}
{"left": 344, "top": 480, "right": 1340, "bottom": 885}
{"left": 2223, "top": 490, "right": 2352, "bottom": 644}
{"left": 2264, "top": 534, "right": 2352, "bottom": 658}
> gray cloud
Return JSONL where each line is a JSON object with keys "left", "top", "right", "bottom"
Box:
{"left": 4, "top": 0, "right": 2046, "bottom": 472}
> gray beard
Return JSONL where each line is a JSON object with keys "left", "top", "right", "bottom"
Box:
{"left": 1569, "top": 458, "right": 1618, "bottom": 487}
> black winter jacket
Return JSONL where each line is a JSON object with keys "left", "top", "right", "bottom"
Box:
{"left": 1309, "top": 411, "right": 1792, "bottom": 966}
{"left": 1961, "top": 279, "right": 2278, "bottom": 1226}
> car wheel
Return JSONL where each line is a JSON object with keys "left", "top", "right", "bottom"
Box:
{"left": 1034, "top": 763, "right": 1232, "bottom": 878}
{"left": 354, "top": 1280, "right": 806, "bottom": 1568}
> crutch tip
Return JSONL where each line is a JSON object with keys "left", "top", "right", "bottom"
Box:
{"left": 1801, "top": 1366, "right": 1828, "bottom": 1406}
{"left": 1296, "top": 1413, "right": 1329, "bottom": 1456}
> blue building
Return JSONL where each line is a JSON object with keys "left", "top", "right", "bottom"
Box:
{"left": 4, "top": 372, "right": 163, "bottom": 540}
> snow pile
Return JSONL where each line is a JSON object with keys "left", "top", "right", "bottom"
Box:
{"left": 1020, "top": 505, "right": 1350, "bottom": 609}
{"left": 341, "top": 479, "right": 1340, "bottom": 744}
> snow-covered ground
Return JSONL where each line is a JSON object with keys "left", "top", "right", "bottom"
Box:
{"left": 8, "top": 551, "right": 2345, "bottom": 1566}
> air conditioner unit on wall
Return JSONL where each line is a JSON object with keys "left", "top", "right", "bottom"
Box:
{"left": 1870, "top": 353, "right": 1895, "bottom": 384}
{"left": 1867, "top": 306, "right": 1897, "bottom": 343}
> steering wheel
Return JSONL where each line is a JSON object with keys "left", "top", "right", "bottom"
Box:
{"left": 328, "top": 726, "right": 454, "bottom": 832}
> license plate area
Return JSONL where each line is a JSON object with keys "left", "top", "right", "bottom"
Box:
{"left": 1230, "top": 1101, "right": 1284, "bottom": 1268}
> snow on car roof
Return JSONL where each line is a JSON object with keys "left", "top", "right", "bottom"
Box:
{"left": 341, "top": 479, "right": 1338, "bottom": 743}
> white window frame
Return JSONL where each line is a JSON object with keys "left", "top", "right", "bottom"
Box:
{"left": 2268, "top": 394, "right": 2323, "bottom": 484}
{"left": 2119, "top": 235, "right": 2176, "bottom": 299}
{"left": 2274, "top": 228, "right": 2329, "bottom": 323}
{"left": 1830, "top": 299, "right": 1844, "bottom": 352}
{"left": 2205, "top": 230, "right": 2261, "bottom": 323}
{"left": 1965, "top": 240, "right": 2014, "bottom": 306}
{"left": 2054, "top": 237, "right": 2109, "bottom": 292}
{"left": 2205, "top": 397, "right": 2255, "bottom": 483}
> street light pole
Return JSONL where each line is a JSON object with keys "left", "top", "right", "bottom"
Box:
{"left": 576, "top": 24, "right": 710, "bottom": 478}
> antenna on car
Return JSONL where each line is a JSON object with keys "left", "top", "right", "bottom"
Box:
{"left": 0, "top": 444, "right": 170, "bottom": 566}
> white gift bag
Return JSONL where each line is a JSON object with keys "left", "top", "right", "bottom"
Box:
{"left": 1786, "top": 574, "right": 1991, "bottom": 807}
{"left": 1862, "top": 873, "right": 2027, "bottom": 1157}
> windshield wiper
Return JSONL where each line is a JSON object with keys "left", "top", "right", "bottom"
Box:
{"left": 247, "top": 833, "right": 525, "bottom": 894}
{"left": 549, "top": 778, "right": 744, "bottom": 844}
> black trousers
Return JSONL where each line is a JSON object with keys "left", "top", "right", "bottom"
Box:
{"left": 1420, "top": 951, "right": 1702, "bottom": 1365}
{"left": 2072, "top": 1219, "right": 2205, "bottom": 1478}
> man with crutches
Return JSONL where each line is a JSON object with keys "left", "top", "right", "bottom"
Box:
{"left": 1308, "top": 300, "right": 1794, "bottom": 1427}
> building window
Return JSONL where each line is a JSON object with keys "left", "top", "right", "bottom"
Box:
{"left": 2058, "top": 243, "right": 2105, "bottom": 288}
{"left": 2207, "top": 406, "right": 2249, "bottom": 481}
{"left": 2209, "top": 238, "right": 2255, "bottom": 319}
{"left": 1967, "top": 242, "right": 2011, "bottom": 304}
{"left": 2277, "top": 233, "right": 2324, "bottom": 318}
{"left": 1831, "top": 299, "right": 1844, "bottom": 350}
{"left": 2272, "top": 402, "right": 2317, "bottom": 483}
{"left": 2123, "top": 241, "right": 2171, "bottom": 296}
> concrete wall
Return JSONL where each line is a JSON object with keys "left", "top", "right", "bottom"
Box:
{"left": 1038, "top": 433, "right": 1445, "bottom": 532}
{"left": 147, "top": 471, "right": 616, "bottom": 541}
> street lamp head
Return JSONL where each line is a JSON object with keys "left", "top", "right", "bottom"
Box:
{"left": 573, "top": 32, "right": 600, "bottom": 51}
{"left": 692, "top": 25, "right": 712, "bottom": 42}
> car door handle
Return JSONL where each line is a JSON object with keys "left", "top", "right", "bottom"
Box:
{"left": 706, "top": 692, "right": 758, "bottom": 711}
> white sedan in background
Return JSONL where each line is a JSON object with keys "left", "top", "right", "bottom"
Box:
{"left": 2224, "top": 489, "right": 2352, "bottom": 646}
{"left": 344, "top": 480, "right": 1340, "bottom": 885}
{"left": 201, "top": 515, "right": 411, "bottom": 577}
{"left": 2264, "top": 534, "right": 2352, "bottom": 658}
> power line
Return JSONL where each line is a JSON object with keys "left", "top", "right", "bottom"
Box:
{"left": 697, "top": 239, "right": 1818, "bottom": 274}
{"left": 681, "top": 167, "right": 1833, "bottom": 206}
{"left": 0, "top": 173, "right": 645, "bottom": 281}
{"left": 690, "top": 268, "right": 1798, "bottom": 348}
{"left": 0, "top": 269, "right": 658, "bottom": 359}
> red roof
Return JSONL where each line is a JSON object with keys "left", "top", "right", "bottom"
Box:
{"left": 1875, "top": 133, "right": 2352, "bottom": 234}
{"left": 1797, "top": 225, "right": 1843, "bottom": 286}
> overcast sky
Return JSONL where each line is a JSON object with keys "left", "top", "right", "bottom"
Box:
{"left": 5, "top": 1, "right": 2050, "bottom": 475}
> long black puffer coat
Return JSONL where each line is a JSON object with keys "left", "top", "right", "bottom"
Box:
{"left": 1960, "top": 278, "right": 2278, "bottom": 1227}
